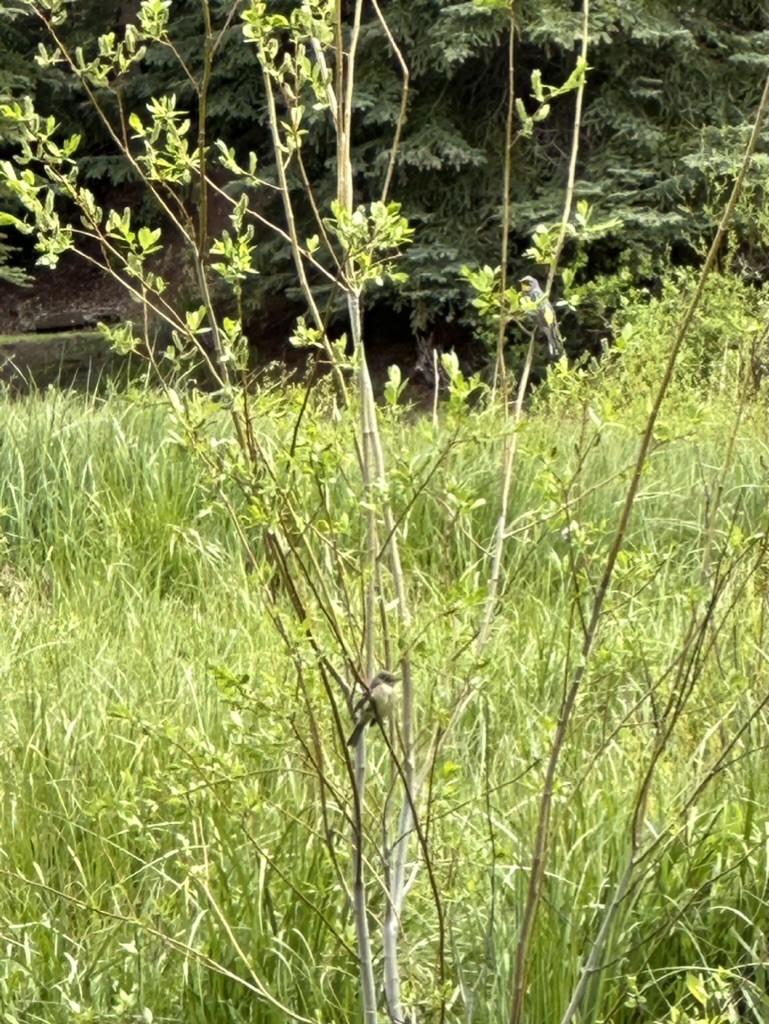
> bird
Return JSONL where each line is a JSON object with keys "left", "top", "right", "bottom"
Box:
{"left": 346, "top": 671, "right": 401, "bottom": 747}
{"left": 519, "top": 276, "right": 563, "bottom": 360}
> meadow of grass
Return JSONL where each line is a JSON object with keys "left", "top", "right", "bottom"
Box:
{"left": 0, "top": 350, "right": 765, "bottom": 1023}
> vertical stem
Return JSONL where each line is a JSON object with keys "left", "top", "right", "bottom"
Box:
{"left": 371, "top": 408, "right": 414, "bottom": 1022}
{"left": 546, "top": 0, "right": 589, "bottom": 295}
{"left": 476, "top": 7, "right": 528, "bottom": 658}
{"left": 350, "top": 744, "right": 378, "bottom": 1024}
{"left": 197, "top": 0, "right": 213, "bottom": 259}
{"left": 338, "top": 10, "right": 379, "bottom": 1021}
{"left": 188, "top": 0, "right": 229, "bottom": 390}
{"left": 495, "top": 5, "right": 516, "bottom": 388}
{"left": 354, "top": 284, "right": 382, "bottom": 1021}
{"left": 353, "top": 288, "right": 378, "bottom": 684}
{"left": 258, "top": 58, "right": 348, "bottom": 405}
{"left": 336, "top": 0, "right": 363, "bottom": 213}
{"left": 335, "top": 6, "right": 416, "bottom": 1019}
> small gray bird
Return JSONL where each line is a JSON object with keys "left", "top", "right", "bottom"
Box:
{"left": 346, "top": 671, "right": 401, "bottom": 747}
{"left": 519, "top": 276, "right": 563, "bottom": 360}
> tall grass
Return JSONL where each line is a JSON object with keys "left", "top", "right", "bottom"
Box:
{"left": 0, "top": 377, "right": 765, "bottom": 1023}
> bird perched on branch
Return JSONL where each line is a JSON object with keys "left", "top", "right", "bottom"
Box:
{"left": 346, "top": 671, "right": 400, "bottom": 747}
{"left": 519, "top": 276, "right": 563, "bottom": 360}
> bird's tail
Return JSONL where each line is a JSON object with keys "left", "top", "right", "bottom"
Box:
{"left": 547, "top": 323, "right": 563, "bottom": 360}
{"left": 346, "top": 721, "right": 367, "bottom": 747}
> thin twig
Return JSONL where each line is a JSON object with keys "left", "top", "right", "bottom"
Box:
{"left": 495, "top": 6, "right": 516, "bottom": 389}
{"left": 546, "top": 0, "right": 589, "bottom": 296}
{"left": 370, "top": 0, "right": 409, "bottom": 203}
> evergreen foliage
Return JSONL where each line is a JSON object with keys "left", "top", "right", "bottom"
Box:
{"left": 0, "top": 0, "right": 766, "bottom": 333}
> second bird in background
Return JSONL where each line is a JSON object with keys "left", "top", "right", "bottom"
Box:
{"left": 346, "top": 671, "right": 401, "bottom": 747}
{"left": 519, "top": 276, "right": 564, "bottom": 361}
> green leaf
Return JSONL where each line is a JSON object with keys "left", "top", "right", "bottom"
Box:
{"left": 137, "top": 225, "right": 162, "bottom": 252}
{"left": 686, "top": 973, "right": 708, "bottom": 1007}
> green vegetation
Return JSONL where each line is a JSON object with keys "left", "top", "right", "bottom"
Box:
{"left": 0, "top": 305, "right": 766, "bottom": 1021}
{"left": 2, "top": 0, "right": 768, "bottom": 327}
{"left": 0, "top": 2, "right": 766, "bottom": 1022}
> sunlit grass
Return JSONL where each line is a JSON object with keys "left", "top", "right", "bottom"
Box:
{"left": 0, "top": 379, "right": 765, "bottom": 1023}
